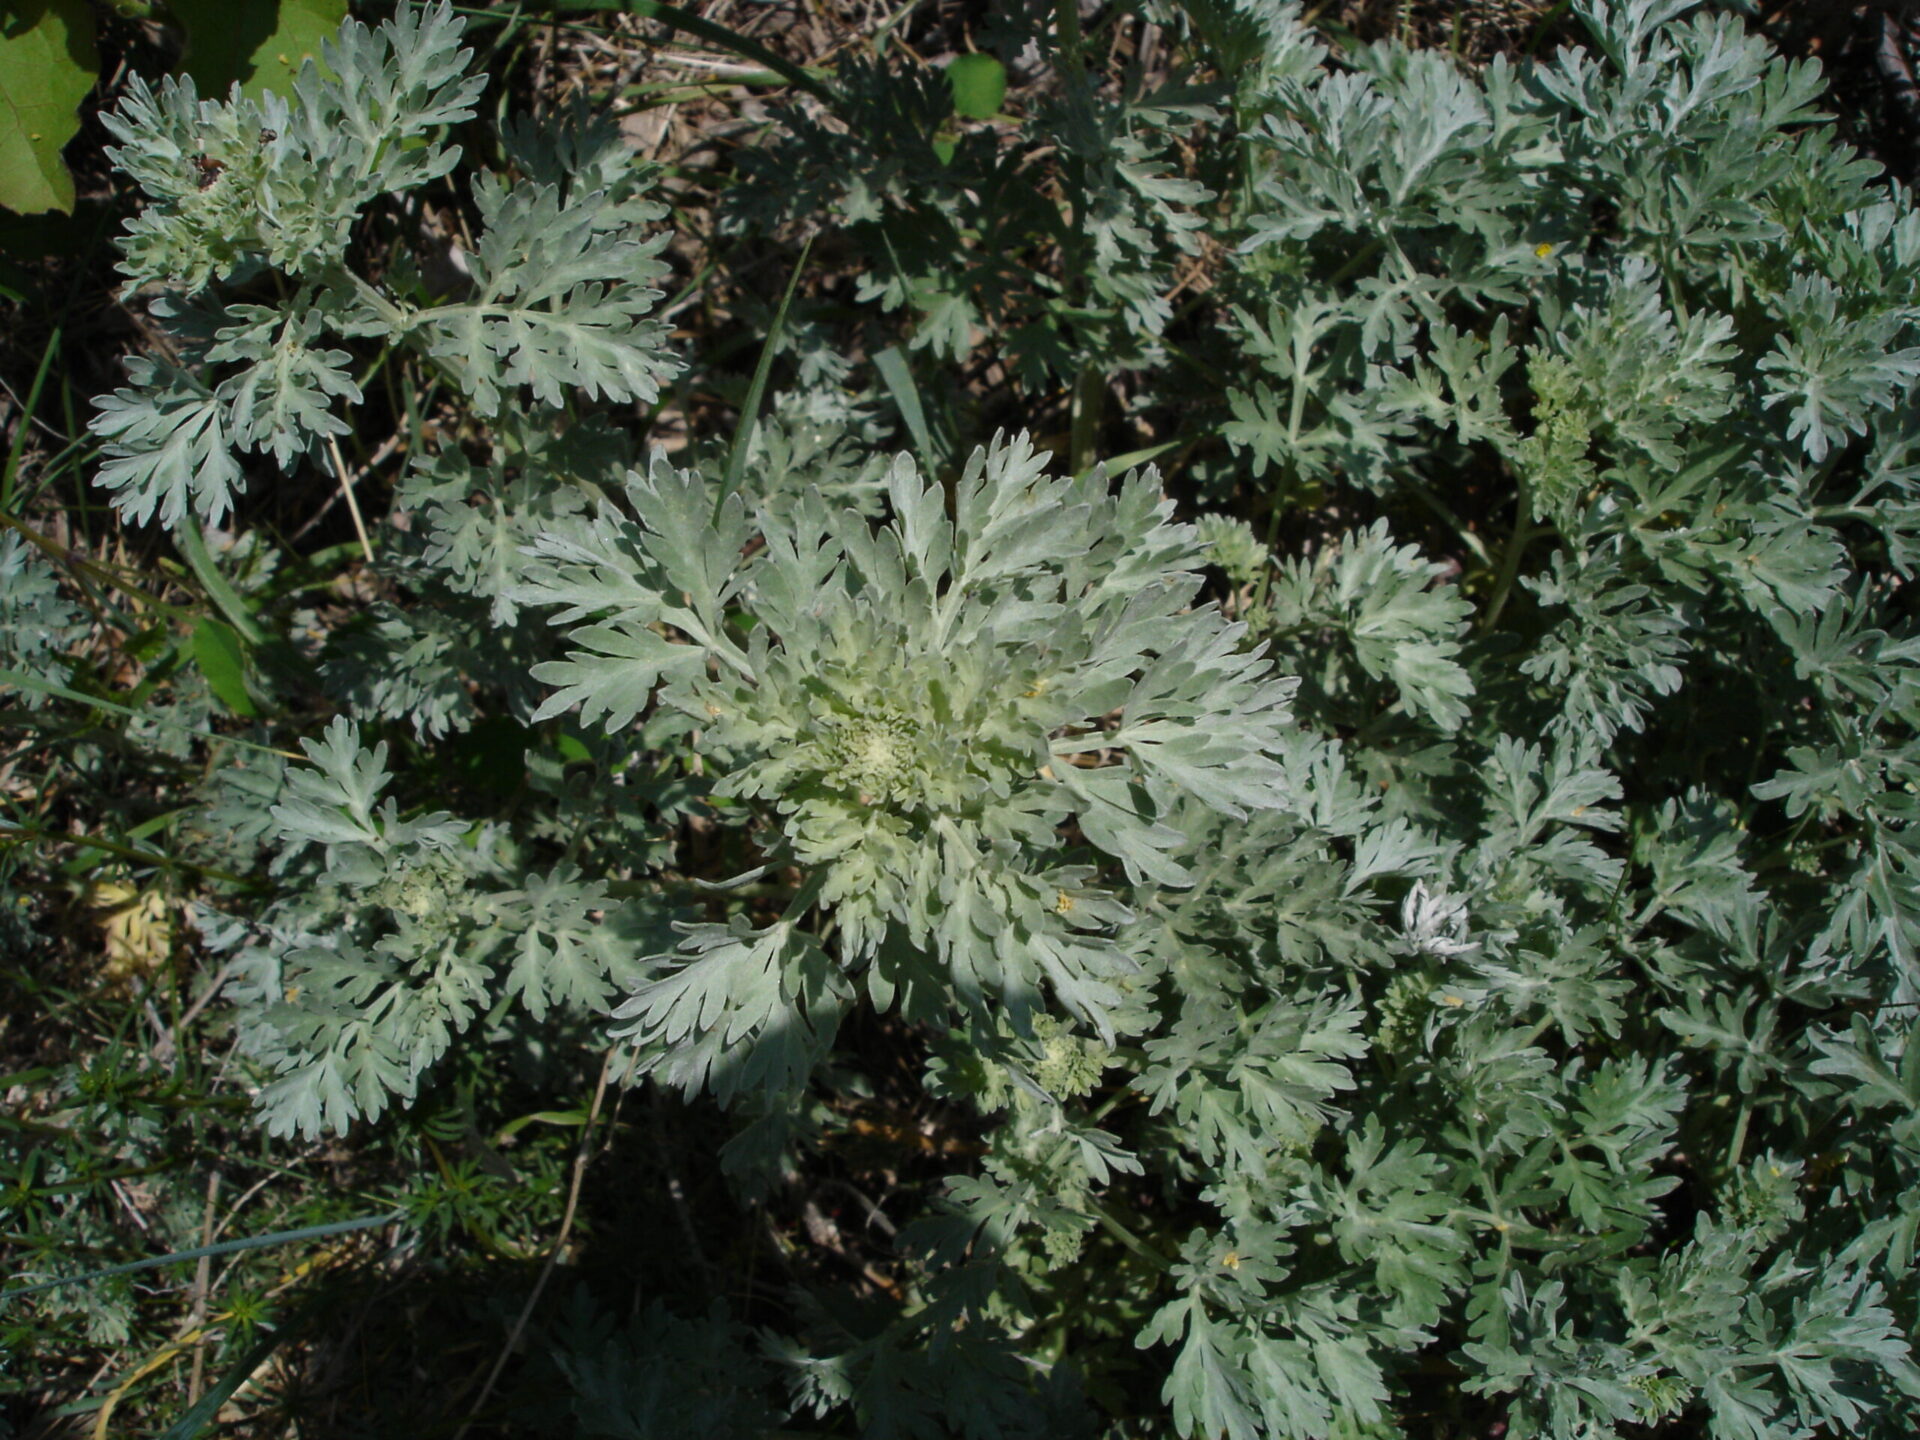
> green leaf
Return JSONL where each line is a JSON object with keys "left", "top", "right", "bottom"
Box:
{"left": 415, "top": 174, "right": 679, "bottom": 416}
{"left": 0, "top": 0, "right": 99, "bottom": 216}
{"left": 947, "top": 53, "right": 1006, "bottom": 120}
{"left": 91, "top": 357, "right": 245, "bottom": 528}
{"left": 529, "top": 622, "right": 707, "bottom": 732}
{"left": 1149, "top": 1297, "right": 1262, "bottom": 1440}
{"left": 873, "top": 345, "right": 937, "bottom": 471}
{"left": 486, "top": 866, "right": 643, "bottom": 1020}
{"left": 156, "top": 1322, "right": 290, "bottom": 1440}
{"left": 615, "top": 917, "right": 845, "bottom": 1106}
{"left": 166, "top": 0, "right": 347, "bottom": 100}
{"left": 191, "top": 616, "right": 255, "bottom": 716}
{"left": 0, "top": 528, "right": 84, "bottom": 707}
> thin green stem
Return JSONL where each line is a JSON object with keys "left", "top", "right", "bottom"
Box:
{"left": 1054, "top": 0, "right": 1085, "bottom": 73}
{"left": 1086, "top": 1199, "right": 1172, "bottom": 1273}
{"left": 1330, "top": 237, "right": 1385, "bottom": 285}
{"left": 0, "top": 819, "right": 259, "bottom": 888}
{"left": 1725, "top": 1099, "right": 1753, "bottom": 1173}
{"left": 1069, "top": 365, "right": 1103, "bottom": 478}
{"left": 2, "top": 1210, "right": 404, "bottom": 1301}
{"left": 1401, "top": 473, "right": 1493, "bottom": 568}
{"left": 1, "top": 324, "right": 61, "bottom": 513}
{"left": 344, "top": 270, "right": 412, "bottom": 332}
{"left": 722, "top": 235, "right": 815, "bottom": 513}
{"left": 175, "top": 515, "right": 269, "bottom": 646}
{"left": 1480, "top": 474, "right": 1546, "bottom": 633}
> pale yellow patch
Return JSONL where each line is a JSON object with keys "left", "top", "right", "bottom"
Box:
{"left": 89, "top": 880, "right": 173, "bottom": 986}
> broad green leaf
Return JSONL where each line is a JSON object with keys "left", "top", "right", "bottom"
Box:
{"left": 0, "top": 0, "right": 98, "bottom": 216}
{"left": 166, "top": 0, "right": 347, "bottom": 100}
{"left": 947, "top": 53, "right": 1006, "bottom": 120}
{"left": 191, "top": 616, "right": 254, "bottom": 716}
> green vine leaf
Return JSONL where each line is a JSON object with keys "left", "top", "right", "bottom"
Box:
{"left": 947, "top": 53, "right": 1006, "bottom": 120}
{"left": 191, "top": 616, "right": 254, "bottom": 716}
{"left": 166, "top": 0, "right": 348, "bottom": 101}
{"left": 0, "top": 0, "right": 99, "bottom": 216}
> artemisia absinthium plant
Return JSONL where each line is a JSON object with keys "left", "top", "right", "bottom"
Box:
{"left": 1, "top": 0, "right": 1917, "bottom": 1436}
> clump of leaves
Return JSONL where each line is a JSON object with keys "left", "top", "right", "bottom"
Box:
{"left": 518, "top": 432, "right": 1294, "bottom": 1101}
{"left": 90, "top": 0, "right": 679, "bottom": 527}
{"left": 8, "top": 0, "right": 1920, "bottom": 1436}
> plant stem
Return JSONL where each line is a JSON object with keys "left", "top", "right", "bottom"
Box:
{"left": 1480, "top": 472, "right": 1543, "bottom": 632}
{"left": 1086, "top": 1198, "right": 1172, "bottom": 1273}
{"left": 1054, "top": 0, "right": 1085, "bottom": 73}
{"left": 1725, "top": 1099, "right": 1753, "bottom": 1173}
{"left": 324, "top": 435, "right": 375, "bottom": 564}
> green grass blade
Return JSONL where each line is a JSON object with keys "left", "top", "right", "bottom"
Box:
{"left": 175, "top": 514, "right": 269, "bottom": 648}
{"left": 1073, "top": 439, "right": 1181, "bottom": 482}
{"left": 1, "top": 323, "right": 60, "bottom": 513}
{"left": 1, "top": 814, "right": 260, "bottom": 887}
{"left": 191, "top": 617, "right": 256, "bottom": 717}
{"left": 0, "top": 668, "right": 297, "bottom": 760}
{"left": 1, "top": 1210, "right": 403, "bottom": 1301}
{"left": 873, "top": 346, "right": 937, "bottom": 472}
{"left": 719, "top": 235, "right": 814, "bottom": 514}
{"left": 154, "top": 1323, "right": 289, "bottom": 1440}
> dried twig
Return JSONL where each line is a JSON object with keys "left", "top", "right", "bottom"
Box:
{"left": 293, "top": 432, "right": 402, "bottom": 543}
{"left": 186, "top": 1170, "right": 221, "bottom": 1403}
{"left": 324, "top": 435, "right": 376, "bottom": 563}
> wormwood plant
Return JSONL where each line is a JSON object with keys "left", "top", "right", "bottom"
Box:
{"left": 89, "top": 0, "right": 677, "bottom": 528}
{"left": 8, "top": 0, "right": 1920, "bottom": 1435}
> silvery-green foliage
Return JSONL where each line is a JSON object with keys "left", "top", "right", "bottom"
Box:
{"left": 1195, "top": 514, "right": 1269, "bottom": 586}
{"left": 103, "top": 2, "right": 482, "bottom": 292}
{"left": 736, "top": 398, "right": 894, "bottom": 519}
{"left": 1207, "top": 20, "right": 1920, "bottom": 1371}
{"left": 89, "top": 2, "right": 679, "bottom": 528}
{"left": 1031, "top": 78, "right": 1216, "bottom": 346}
{"left": 0, "top": 531, "right": 85, "bottom": 706}
{"left": 518, "top": 432, "right": 1297, "bottom": 1091}
{"left": 722, "top": 29, "right": 1215, "bottom": 382}
{"left": 60, "top": 0, "right": 1920, "bottom": 1433}
{"left": 1260, "top": 520, "right": 1473, "bottom": 732}
{"left": 1519, "top": 550, "right": 1692, "bottom": 749}
{"left": 288, "top": 419, "right": 640, "bottom": 740}
{"left": 315, "top": 600, "right": 497, "bottom": 741}
{"left": 1220, "top": 0, "right": 1920, "bottom": 595}
{"left": 221, "top": 718, "right": 653, "bottom": 1138}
